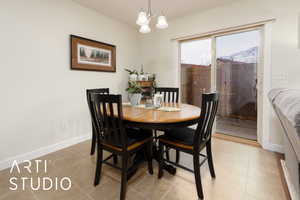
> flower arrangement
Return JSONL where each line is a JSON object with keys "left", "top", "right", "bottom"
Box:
{"left": 126, "top": 81, "right": 143, "bottom": 94}
{"left": 124, "top": 67, "right": 156, "bottom": 105}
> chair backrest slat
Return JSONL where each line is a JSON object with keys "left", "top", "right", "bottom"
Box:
{"left": 90, "top": 94, "right": 128, "bottom": 151}
{"left": 172, "top": 92, "right": 175, "bottom": 103}
{"left": 154, "top": 87, "right": 179, "bottom": 103}
{"left": 86, "top": 88, "right": 110, "bottom": 133}
{"left": 194, "top": 93, "right": 219, "bottom": 151}
{"left": 86, "top": 88, "right": 109, "bottom": 110}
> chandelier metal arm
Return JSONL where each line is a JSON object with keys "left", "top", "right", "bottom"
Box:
{"left": 136, "top": 0, "right": 168, "bottom": 33}
{"left": 148, "top": 0, "right": 151, "bottom": 17}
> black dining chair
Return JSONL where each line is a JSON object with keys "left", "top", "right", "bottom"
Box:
{"left": 154, "top": 87, "right": 179, "bottom": 103}
{"left": 90, "top": 94, "right": 153, "bottom": 200}
{"left": 86, "top": 88, "right": 109, "bottom": 156}
{"left": 154, "top": 87, "right": 181, "bottom": 164}
{"left": 157, "top": 92, "right": 219, "bottom": 200}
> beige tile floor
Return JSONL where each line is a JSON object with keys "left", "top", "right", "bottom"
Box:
{"left": 0, "top": 138, "right": 287, "bottom": 200}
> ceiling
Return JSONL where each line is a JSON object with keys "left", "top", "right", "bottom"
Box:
{"left": 73, "top": 0, "right": 239, "bottom": 27}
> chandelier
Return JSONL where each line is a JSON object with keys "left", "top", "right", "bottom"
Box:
{"left": 136, "top": 0, "right": 168, "bottom": 34}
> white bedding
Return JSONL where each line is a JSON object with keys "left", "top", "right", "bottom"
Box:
{"left": 269, "top": 88, "right": 300, "bottom": 135}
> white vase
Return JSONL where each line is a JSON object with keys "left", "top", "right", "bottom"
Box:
{"left": 129, "top": 93, "right": 142, "bottom": 106}
{"left": 138, "top": 74, "right": 147, "bottom": 81}
{"left": 129, "top": 74, "right": 138, "bottom": 81}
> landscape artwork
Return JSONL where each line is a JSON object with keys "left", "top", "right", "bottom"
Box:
{"left": 71, "top": 35, "right": 116, "bottom": 72}
{"left": 78, "top": 44, "right": 111, "bottom": 66}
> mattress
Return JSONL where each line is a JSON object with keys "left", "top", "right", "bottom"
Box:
{"left": 269, "top": 88, "right": 300, "bottom": 136}
{"left": 269, "top": 88, "right": 300, "bottom": 199}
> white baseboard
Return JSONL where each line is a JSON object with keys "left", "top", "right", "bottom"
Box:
{"left": 263, "top": 142, "right": 284, "bottom": 153}
{"left": 0, "top": 134, "right": 91, "bottom": 171}
{"left": 281, "top": 160, "right": 298, "bottom": 200}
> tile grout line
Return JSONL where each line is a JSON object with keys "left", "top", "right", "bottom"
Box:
{"left": 243, "top": 152, "right": 251, "bottom": 197}
{"left": 0, "top": 192, "right": 10, "bottom": 200}
{"left": 128, "top": 187, "right": 149, "bottom": 200}
{"left": 69, "top": 180, "right": 96, "bottom": 200}
{"left": 30, "top": 190, "right": 40, "bottom": 200}
{"left": 159, "top": 185, "right": 173, "bottom": 200}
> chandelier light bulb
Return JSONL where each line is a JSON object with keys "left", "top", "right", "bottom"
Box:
{"left": 136, "top": 11, "right": 149, "bottom": 26}
{"left": 139, "top": 24, "right": 151, "bottom": 34}
{"left": 136, "top": 0, "right": 168, "bottom": 33}
{"left": 156, "top": 15, "right": 168, "bottom": 29}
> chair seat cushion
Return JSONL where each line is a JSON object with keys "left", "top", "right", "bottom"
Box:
{"left": 104, "top": 128, "right": 152, "bottom": 148}
{"left": 126, "top": 128, "right": 152, "bottom": 146}
{"left": 162, "top": 127, "right": 195, "bottom": 146}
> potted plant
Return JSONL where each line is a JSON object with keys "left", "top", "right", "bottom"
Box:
{"left": 125, "top": 68, "right": 138, "bottom": 81}
{"left": 126, "top": 81, "right": 143, "bottom": 106}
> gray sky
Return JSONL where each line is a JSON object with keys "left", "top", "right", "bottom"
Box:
{"left": 181, "top": 30, "right": 260, "bottom": 65}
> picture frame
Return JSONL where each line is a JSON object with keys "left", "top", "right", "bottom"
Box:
{"left": 298, "top": 13, "right": 300, "bottom": 49}
{"left": 70, "top": 35, "right": 116, "bottom": 72}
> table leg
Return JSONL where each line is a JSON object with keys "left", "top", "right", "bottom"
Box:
{"left": 127, "top": 141, "right": 177, "bottom": 181}
{"left": 152, "top": 143, "right": 177, "bottom": 175}
{"left": 127, "top": 150, "right": 144, "bottom": 181}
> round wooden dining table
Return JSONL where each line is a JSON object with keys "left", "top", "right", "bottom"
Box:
{"left": 114, "top": 102, "right": 201, "bottom": 177}
{"left": 121, "top": 103, "right": 201, "bottom": 129}
{"left": 120, "top": 102, "right": 201, "bottom": 176}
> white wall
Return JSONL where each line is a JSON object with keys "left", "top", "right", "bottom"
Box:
{"left": 140, "top": 0, "right": 300, "bottom": 151}
{"left": 0, "top": 0, "right": 299, "bottom": 168}
{"left": 0, "top": 0, "right": 140, "bottom": 167}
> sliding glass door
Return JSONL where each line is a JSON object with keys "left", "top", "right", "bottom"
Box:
{"left": 180, "top": 29, "right": 261, "bottom": 140}
{"left": 215, "top": 30, "right": 260, "bottom": 140}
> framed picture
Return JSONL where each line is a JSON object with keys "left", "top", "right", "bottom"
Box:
{"left": 70, "top": 35, "right": 116, "bottom": 72}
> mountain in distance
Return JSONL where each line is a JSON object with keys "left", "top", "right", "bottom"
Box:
{"left": 220, "top": 46, "right": 258, "bottom": 63}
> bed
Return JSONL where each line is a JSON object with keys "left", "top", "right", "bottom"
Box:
{"left": 269, "top": 88, "right": 300, "bottom": 199}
